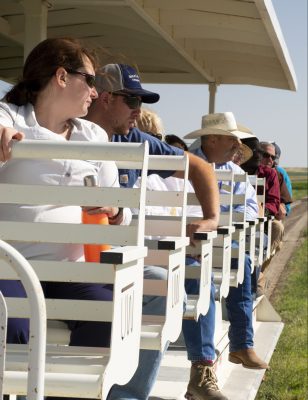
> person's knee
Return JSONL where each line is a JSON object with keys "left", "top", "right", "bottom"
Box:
{"left": 143, "top": 265, "right": 167, "bottom": 280}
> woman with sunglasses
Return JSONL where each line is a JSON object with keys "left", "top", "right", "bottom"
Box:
{"left": 0, "top": 38, "right": 130, "bottom": 364}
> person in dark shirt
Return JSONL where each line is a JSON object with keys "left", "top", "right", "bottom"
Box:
{"left": 259, "top": 141, "right": 292, "bottom": 255}
{"left": 87, "top": 64, "right": 219, "bottom": 240}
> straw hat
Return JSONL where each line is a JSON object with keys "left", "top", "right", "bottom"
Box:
{"left": 184, "top": 112, "right": 254, "bottom": 140}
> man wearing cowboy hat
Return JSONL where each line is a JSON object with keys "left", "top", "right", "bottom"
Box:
{"left": 181, "top": 112, "right": 268, "bottom": 400}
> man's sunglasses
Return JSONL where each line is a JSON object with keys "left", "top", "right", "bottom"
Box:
{"left": 262, "top": 151, "right": 276, "bottom": 161}
{"left": 112, "top": 93, "right": 142, "bottom": 109}
{"left": 66, "top": 69, "right": 96, "bottom": 88}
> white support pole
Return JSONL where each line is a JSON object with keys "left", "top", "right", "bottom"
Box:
{"left": 0, "top": 240, "right": 46, "bottom": 400}
{"left": 22, "top": 0, "right": 49, "bottom": 61}
{"left": 208, "top": 82, "right": 217, "bottom": 114}
{"left": 0, "top": 291, "right": 7, "bottom": 399}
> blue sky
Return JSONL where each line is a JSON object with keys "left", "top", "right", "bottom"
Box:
{"left": 143, "top": 0, "right": 307, "bottom": 167}
{"left": 0, "top": 0, "right": 306, "bottom": 167}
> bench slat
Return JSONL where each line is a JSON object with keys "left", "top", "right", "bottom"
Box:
{"left": 0, "top": 221, "right": 138, "bottom": 245}
{"left": 0, "top": 184, "right": 140, "bottom": 208}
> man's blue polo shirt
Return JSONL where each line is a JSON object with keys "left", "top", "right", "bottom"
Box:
{"left": 112, "top": 127, "right": 184, "bottom": 188}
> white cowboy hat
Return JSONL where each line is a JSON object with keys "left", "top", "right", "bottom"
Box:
{"left": 184, "top": 112, "right": 254, "bottom": 140}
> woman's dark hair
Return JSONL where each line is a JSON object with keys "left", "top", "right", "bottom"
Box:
{"left": 164, "top": 134, "right": 188, "bottom": 151}
{"left": 6, "top": 37, "right": 98, "bottom": 106}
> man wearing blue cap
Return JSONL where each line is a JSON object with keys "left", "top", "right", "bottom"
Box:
{"left": 86, "top": 64, "right": 220, "bottom": 400}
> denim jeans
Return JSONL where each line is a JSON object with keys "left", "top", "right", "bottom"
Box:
{"left": 182, "top": 256, "right": 216, "bottom": 361}
{"left": 182, "top": 252, "right": 254, "bottom": 362}
{"left": 107, "top": 265, "right": 168, "bottom": 400}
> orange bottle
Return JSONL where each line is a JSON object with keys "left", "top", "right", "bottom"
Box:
{"left": 82, "top": 175, "right": 111, "bottom": 262}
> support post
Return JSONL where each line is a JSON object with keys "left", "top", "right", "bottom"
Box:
{"left": 22, "top": 0, "right": 49, "bottom": 61}
{"left": 208, "top": 82, "right": 217, "bottom": 114}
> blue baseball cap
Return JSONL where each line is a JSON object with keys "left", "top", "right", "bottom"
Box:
{"left": 95, "top": 64, "right": 160, "bottom": 104}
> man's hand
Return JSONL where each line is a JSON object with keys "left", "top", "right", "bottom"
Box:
{"left": 0, "top": 126, "right": 25, "bottom": 162}
{"left": 186, "top": 218, "right": 218, "bottom": 247}
{"left": 276, "top": 203, "right": 287, "bottom": 220}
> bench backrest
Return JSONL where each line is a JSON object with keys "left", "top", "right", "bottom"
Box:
{"left": 137, "top": 154, "right": 190, "bottom": 348}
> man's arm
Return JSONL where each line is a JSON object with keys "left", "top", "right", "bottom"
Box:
{"left": 174, "top": 152, "right": 220, "bottom": 238}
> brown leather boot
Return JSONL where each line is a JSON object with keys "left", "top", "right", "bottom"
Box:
{"left": 185, "top": 362, "right": 228, "bottom": 400}
{"left": 229, "top": 348, "right": 269, "bottom": 369}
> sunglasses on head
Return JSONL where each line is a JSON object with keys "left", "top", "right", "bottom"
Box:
{"left": 262, "top": 151, "right": 276, "bottom": 161}
{"left": 112, "top": 93, "right": 142, "bottom": 109}
{"left": 147, "top": 132, "right": 163, "bottom": 140}
{"left": 66, "top": 69, "right": 96, "bottom": 88}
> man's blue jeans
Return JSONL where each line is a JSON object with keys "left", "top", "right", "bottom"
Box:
{"left": 182, "top": 253, "right": 254, "bottom": 362}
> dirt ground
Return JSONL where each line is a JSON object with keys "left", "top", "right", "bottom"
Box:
{"left": 264, "top": 197, "right": 308, "bottom": 300}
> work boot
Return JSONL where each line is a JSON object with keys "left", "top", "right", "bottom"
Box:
{"left": 229, "top": 348, "right": 269, "bottom": 369}
{"left": 185, "top": 362, "right": 228, "bottom": 400}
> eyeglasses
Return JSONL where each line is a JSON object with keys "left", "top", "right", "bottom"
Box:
{"left": 262, "top": 151, "right": 276, "bottom": 161}
{"left": 112, "top": 93, "right": 142, "bottom": 109}
{"left": 66, "top": 69, "right": 96, "bottom": 88}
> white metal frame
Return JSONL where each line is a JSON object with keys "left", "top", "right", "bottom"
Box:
{"left": 0, "top": 240, "right": 46, "bottom": 400}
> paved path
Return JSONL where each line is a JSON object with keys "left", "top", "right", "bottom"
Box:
{"left": 264, "top": 197, "right": 308, "bottom": 299}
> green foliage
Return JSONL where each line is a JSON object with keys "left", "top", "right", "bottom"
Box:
{"left": 292, "top": 181, "right": 308, "bottom": 201}
{"left": 256, "top": 234, "right": 308, "bottom": 399}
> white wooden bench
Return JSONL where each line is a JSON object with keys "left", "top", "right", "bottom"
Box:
{"left": 212, "top": 170, "right": 235, "bottom": 300}
{"left": 229, "top": 172, "right": 249, "bottom": 287}
{"left": 249, "top": 176, "right": 267, "bottom": 268}
{"left": 134, "top": 155, "right": 190, "bottom": 350}
{"left": 0, "top": 140, "right": 149, "bottom": 399}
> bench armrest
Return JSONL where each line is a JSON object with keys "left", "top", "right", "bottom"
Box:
{"left": 217, "top": 226, "right": 236, "bottom": 235}
{"left": 193, "top": 230, "right": 217, "bottom": 241}
{"left": 100, "top": 246, "right": 147, "bottom": 264}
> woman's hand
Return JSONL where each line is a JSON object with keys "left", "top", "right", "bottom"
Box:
{"left": 0, "top": 126, "right": 25, "bottom": 162}
{"left": 82, "top": 206, "right": 123, "bottom": 225}
{"left": 82, "top": 206, "right": 119, "bottom": 217}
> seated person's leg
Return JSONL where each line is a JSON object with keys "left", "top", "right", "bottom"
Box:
{"left": 143, "top": 264, "right": 167, "bottom": 315}
{"left": 270, "top": 219, "right": 284, "bottom": 255}
{"left": 0, "top": 280, "right": 29, "bottom": 344}
{"left": 44, "top": 282, "right": 113, "bottom": 347}
{"left": 182, "top": 257, "right": 227, "bottom": 400}
{"left": 227, "top": 255, "right": 268, "bottom": 369}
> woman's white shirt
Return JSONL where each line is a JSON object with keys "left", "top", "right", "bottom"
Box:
{"left": 0, "top": 101, "right": 131, "bottom": 261}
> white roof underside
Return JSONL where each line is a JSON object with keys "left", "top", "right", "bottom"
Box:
{"left": 0, "top": 0, "right": 297, "bottom": 90}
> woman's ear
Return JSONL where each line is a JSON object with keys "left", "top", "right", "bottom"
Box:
{"left": 55, "top": 67, "right": 68, "bottom": 87}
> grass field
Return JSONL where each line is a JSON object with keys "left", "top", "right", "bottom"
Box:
{"left": 256, "top": 230, "right": 308, "bottom": 400}
{"left": 285, "top": 167, "right": 307, "bottom": 201}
